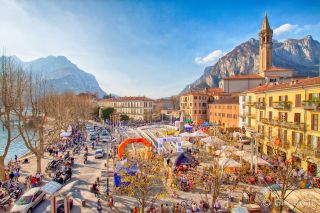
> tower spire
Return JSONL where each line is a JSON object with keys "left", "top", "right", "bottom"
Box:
{"left": 262, "top": 14, "right": 271, "bottom": 31}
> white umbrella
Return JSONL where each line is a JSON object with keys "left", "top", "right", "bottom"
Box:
{"left": 179, "top": 132, "right": 193, "bottom": 137}
{"left": 242, "top": 155, "right": 271, "bottom": 166}
{"left": 192, "top": 131, "right": 207, "bottom": 137}
{"left": 60, "top": 132, "right": 72, "bottom": 137}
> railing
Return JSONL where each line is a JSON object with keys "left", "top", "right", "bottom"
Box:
{"left": 272, "top": 101, "right": 291, "bottom": 110}
{"left": 245, "top": 112, "right": 256, "bottom": 118}
{"left": 303, "top": 100, "right": 320, "bottom": 111}
{"left": 260, "top": 118, "right": 305, "bottom": 130}
{"left": 254, "top": 102, "right": 266, "bottom": 109}
{"left": 299, "top": 144, "right": 315, "bottom": 157}
{"left": 246, "top": 101, "right": 254, "bottom": 106}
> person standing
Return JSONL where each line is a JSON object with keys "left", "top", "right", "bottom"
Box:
{"left": 97, "top": 199, "right": 102, "bottom": 213}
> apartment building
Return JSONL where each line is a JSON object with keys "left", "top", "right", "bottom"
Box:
{"left": 242, "top": 77, "right": 320, "bottom": 174}
{"left": 99, "top": 96, "right": 154, "bottom": 121}
{"left": 179, "top": 88, "right": 223, "bottom": 123}
{"left": 207, "top": 97, "right": 240, "bottom": 129}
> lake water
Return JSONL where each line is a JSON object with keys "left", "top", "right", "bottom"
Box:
{"left": 0, "top": 127, "right": 29, "bottom": 164}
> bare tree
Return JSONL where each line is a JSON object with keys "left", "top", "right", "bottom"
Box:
{"left": 14, "top": 73, "right": 48, "bottom": 173}
{"left": 120, "top": 154, "right": 165, "bottom": 213}
{"left": 0, "top": 56, "right": 22, "bottom": 180}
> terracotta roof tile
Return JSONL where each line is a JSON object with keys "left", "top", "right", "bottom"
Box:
{"left": 101, "top": 96, "right": 154, "bottom": 102}
{"left": 264, "top": 67, "right": 294, "bottom": 72}
{"left": 246, "top": 77, "right": 320, "bottom": 93}
{"left": 223, "top": 74, "right": 264, "bottom": 80}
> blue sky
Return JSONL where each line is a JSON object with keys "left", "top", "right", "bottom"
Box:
{"left": 0, "top": 0, "right": 319, "bottom": 98}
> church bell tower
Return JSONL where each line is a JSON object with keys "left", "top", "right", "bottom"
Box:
{"left": 259, "top": 15, "right": 273, "bottom": 72}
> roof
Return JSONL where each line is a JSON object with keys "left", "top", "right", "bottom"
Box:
{"left": 261, "top": 15, "right": 271, "bottom": 31}
{"left": 223, "top": 74, "right": 264, "bottom": 80}
{"left": 181, "top": 88, "right": 223, "bottom": 96}
{"left": 246, "top": 77, "right": 320, "bottom": 93}
{"left": 209, "top": 97, "right": 239, "bottom": 105}
{"left": 101, "top": 96, "right": 154, "bottom": 102}
{"left": 264, "top": 67, "right": 294, "bottom": 72}
{"left": 24, "top": 187, "right": 41, "bottom": 196}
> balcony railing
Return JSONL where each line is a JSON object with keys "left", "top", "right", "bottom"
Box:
{"left": 272, "top": 101, "right": 291, "bottom": 110}
{"left": 260, "top": 118, "right": 305, "bottom": 130}
{"left": 254, "top": 102, "right": 266, "bottom": 109}
{"left": 246, "top": 101, "right": 254, "bottom": 106}
{"left": 303, "top": 100, "right": 320, "bottom": 111}
{"left": 245, "top": 112, "right": 256, "bottom": 118}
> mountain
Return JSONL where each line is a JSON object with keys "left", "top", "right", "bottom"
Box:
{"left": 183, "top": 35, "right": 320, "bottom": 93}
{"left": 11, "top": 56, "right": 106, "bottom": 97}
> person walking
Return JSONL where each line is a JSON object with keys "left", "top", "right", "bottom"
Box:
{"left": 108, "top": 195, "right": 114, "bottom": 209}
{"left": 97, "top": 199, "right": 102, "bottom": 213}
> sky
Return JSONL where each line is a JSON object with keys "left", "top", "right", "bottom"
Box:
{"left": 0, "top": 0, "right": 319, "bottom": 98}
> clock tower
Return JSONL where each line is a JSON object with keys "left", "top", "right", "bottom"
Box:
{"left": 259, "top": 15, "right": 273, "bottom": 73}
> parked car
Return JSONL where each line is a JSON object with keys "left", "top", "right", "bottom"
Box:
{"left": 10, "top": 187, "right": 45, "bottom": 213}
{"left": 100, "top": 131, "right": 111, "bottom": 143}
{"left": 95, "top": 149, "right": 105, "bottom": 158}
{"left": 90, "top": 133, "right": 97, "bottom": 141}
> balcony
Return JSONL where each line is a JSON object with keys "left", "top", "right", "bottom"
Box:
{"left": 254, "top": 102, "right": 266, "bottom": 109}
{"left": 303, "top": 100, "right": 320, "bottom": 111}
{"left": 246, "top": 101, "right": 254, "bottom": 106}
{"left": 272, "top": 101, "right": 291, "bottom": 110}
{"left": 245, "top": 112, "right": 256, "bottom": 118}
{"left": 260, "top": 118, "right": 306, "bottom": 130}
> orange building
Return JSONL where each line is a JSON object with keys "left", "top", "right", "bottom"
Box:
{"left": 207, "top": 97, "right": 240, "bottom": 128}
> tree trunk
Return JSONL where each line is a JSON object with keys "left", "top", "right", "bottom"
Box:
{"left": 141, "top": 198, "right": 145, "bottom": 213}
{"left": 36, "top": 154, "right": 42, "bottom": 173}
{"left": 0, "top": 156, "right": 6, "bottom": 181}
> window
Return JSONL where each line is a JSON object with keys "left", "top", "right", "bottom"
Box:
{"left": 194, "top": 110, "right": 197, "bottom": 114}
{"left": 268, "top": 111, "right": 272, "bottom": 121}
{"left": 295, "top": 94, "right": 301, "bottom": 107}
{"left": 268, "top": 127, "right": 272, "bottom": 140}
{"left": 259, "top": 111, "right": 263, "bottom": 121}
{"left": 294, "top": 113, "right": 301, "bottom": 124}
{"left": 269, "top": 96, "right": 273, "bottom": 107}
{"left": 311, "top": 114, "right": 318, "bottom": 131}
{"left": 194, "top": 96, "right": 197, "bottom": 100}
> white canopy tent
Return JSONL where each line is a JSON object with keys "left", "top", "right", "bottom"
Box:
{"left": 219, "top": 157, "right": 241, "bottom": 169}
{"left": 242, "top": 155, "right": 271, "bottom": 166}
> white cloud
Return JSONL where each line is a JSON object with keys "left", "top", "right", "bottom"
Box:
{"left": 195, "top": 49, "right": 223, "bottom": 65}
{"left": 274, "top": 23, "right": 298, "bottom": 36}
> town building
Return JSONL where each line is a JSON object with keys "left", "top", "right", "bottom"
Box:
{"left": 207, "top": 97, "right": 240, "bottom": 129}
{"left": 179, "top": 88, "right": 223, "bottom": 123}
{"left": 242, "top": 77, "right": 320, "bottom": 175}
{"left": 98, "top": 96, "right": 154, "bottom": 121}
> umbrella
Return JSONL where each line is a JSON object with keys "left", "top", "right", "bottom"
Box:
{"left": 41, "top": 181, "right": 63, "bottom": 196}
{"left": 192, "top": 131, "right": 207, "bottom": 137}
{"left": 184, "top": 119, "right": 193, "bottom": 123}
{"left": 60, "top": 132, "right": 71, "bottom": 137}
{"left": 179, "top": 132, "right": 193, "bottom": 137}
{"left": 202, "top": 122, "right": 211, "bottom": 127}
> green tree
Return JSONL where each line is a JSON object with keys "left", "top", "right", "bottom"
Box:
{"left": 101, "top": 107, "right": 115, "bottom": 120}
{"left": 120, "top": 114, "right": 129, "bottom": 121}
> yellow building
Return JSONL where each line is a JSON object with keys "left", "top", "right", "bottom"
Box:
{"left": 243, "top": 77, "right": 320, "bottom": 174}
{"left": 98, "top": 96, "right": 154, "bottom": 121}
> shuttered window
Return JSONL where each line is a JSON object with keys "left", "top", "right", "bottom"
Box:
{"left": 295, "top": 94, "right": 301, "bottom": 107}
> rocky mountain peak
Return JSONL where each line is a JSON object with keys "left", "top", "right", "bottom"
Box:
{"left": 182, "top": 36, "right": 320, "bottom": 93}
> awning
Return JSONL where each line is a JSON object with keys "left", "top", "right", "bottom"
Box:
{"left": 41, "top": 181, "right": 63, "bottom": 196}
